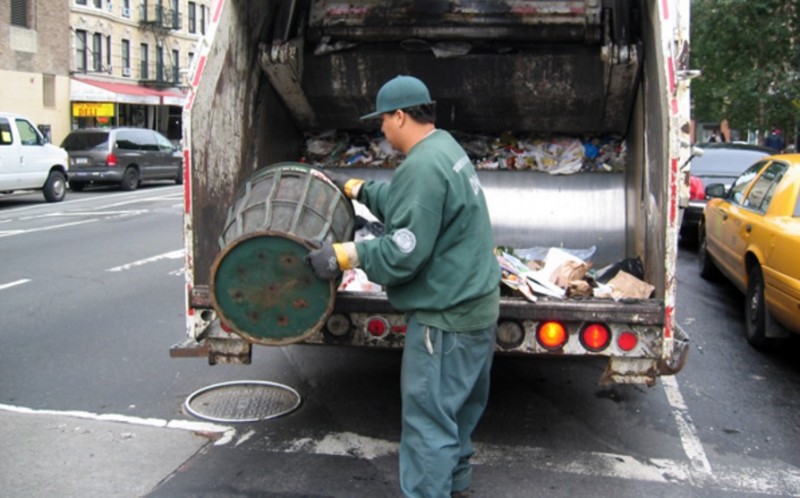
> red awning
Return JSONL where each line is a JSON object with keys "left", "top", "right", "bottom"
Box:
{"left": 71, "top": 77, "right": 186, "bottom": 106}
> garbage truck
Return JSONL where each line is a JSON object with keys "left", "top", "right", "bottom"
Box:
{"left": 172, "top": 0, "right": 693, "bottom": 386}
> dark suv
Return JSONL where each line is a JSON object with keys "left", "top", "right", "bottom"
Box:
{"left": 61, "top": 127, "right": 182, "bottom": 191}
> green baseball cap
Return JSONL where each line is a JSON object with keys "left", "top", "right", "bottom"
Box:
{"left": 360, "top": 75, "right": 434, "bottom": 120}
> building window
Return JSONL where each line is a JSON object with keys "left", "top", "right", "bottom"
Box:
{"left": 92, "top": 33, "right": 103, "bottom": 71}
{"left": 171, "top": 0, "right": 180, "bottom": 29}
{"left": 93, "top": 0, "right": 101, "bottom": 8}
{"left": 106, "top": 35, "right": 112, "bottom": 69}
{"left": 188, "top": 2, "right": 196, "bottom": 33}
{"left": 200, "top": 4, "right": 206, "bottom": 35}
{"left": 172, "top": 49, "right": 179, "bottom": 83}
{"left": 75, "top": 0, "right": 88, "bottom": 5}
{"left": 43, "top": 74, "right": 56, "bottom": 108}
{"left": 121, "top": 39, "right": 130, "bottom": 75}
{"left": 156, "top": 45, "right": 164, "bottom": 81}
{"left": 121, "top": 0, "right": 130, "bottom": 18}
{"left": 10, "top": 0, "right": 29, "bottom": 27}
{"left": 75, "top": 30, "right": 88, "bottom": 72}
{"left": 140, "top": 43, "right": 149, "bottom": 79}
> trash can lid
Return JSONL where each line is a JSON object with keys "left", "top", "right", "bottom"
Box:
{"left": 210, "top": 232, "right": 334, "bottom": 345}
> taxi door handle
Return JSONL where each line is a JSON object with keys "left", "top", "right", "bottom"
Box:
{"left": 721, "top": 211, "right": 728, "bottom": 221}
{"left": 745, "top": 224, "right": 752, "bottom": 233}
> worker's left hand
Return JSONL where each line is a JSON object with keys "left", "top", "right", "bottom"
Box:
{"left": 305, "top": 241, "right": 342, "bottom": 280}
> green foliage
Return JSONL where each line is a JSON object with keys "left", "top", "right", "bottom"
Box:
{"left": 691, "top": 0, "right": 800, "bottom": 137}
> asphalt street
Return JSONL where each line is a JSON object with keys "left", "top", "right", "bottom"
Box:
{"left": 0, "top": 186, "right": 799, "bottom": 497}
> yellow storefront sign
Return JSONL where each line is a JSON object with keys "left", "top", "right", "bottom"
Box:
{"left": 72, "top": 102, "right": 116, "bottom": 117}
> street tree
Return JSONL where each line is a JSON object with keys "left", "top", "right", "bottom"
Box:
{"left": 691, "top": 0, "right": 800, "bottom": 143}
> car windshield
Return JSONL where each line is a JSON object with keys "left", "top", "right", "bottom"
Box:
{"left": 61, "top": 132, "right": 109, "bottom": 151}
{"left": 730, "top": 161, "right": 769, "bottom": 205}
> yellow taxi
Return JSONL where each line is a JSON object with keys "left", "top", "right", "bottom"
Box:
{"left": 698, "top": 153, "right": 800, "bottom": 347}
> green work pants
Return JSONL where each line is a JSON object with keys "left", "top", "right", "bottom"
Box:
{"left": 399, "top": 315, "right": 496, "bottom": 498}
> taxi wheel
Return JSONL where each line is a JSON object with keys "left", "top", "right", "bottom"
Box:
{"left": 744, "top": 264, "right": 781, "bottom": 349}
{"left": 698, "top": 225, "right": 719, "bottom": 280}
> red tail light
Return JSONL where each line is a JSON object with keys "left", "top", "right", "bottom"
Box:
{"left": 366, "top": 316, "right": 389, "bottom": 338}
{"left": 689, "top": 176, "right": 705, "bottom": 200}
{"left": 537, "top": 321, "right": 567, "bottom": 350}
{"left": 580, "top": 323, "right": 610, "bottom": 352}
{"left": 106, "top": 153, "right": 118, "bottom": 167}
{"left": 617, "top": 331, "right": 638, "bottom": 351}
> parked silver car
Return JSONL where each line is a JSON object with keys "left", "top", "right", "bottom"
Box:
{"left": 679, "top": 143, "right": 772, "bottom": 246}
{"left": 61, "top": 127, "right": 183, "bottom": 191}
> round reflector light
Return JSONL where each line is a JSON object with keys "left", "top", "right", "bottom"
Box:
{"left": 325, "top": 314, "right": 351, "bottom": 337}
{"left": 497, "top": 321, "right": 525, "bottom": 349}
{"left": 537, "top": 321, "right": 567, "bottom": 350}
{"left": 618, "top": 331, "right": 638, "bottom": 351}
{"left": 580, "top": 323, "right": 611, "bottom": 352}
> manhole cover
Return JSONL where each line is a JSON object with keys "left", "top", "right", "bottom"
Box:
{"left": 184, "top": 380, "right": 302, "bottom": 423}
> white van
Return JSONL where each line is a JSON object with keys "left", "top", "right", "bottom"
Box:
{"left": 0, "top": 112, "right": 69, "bottom": 202}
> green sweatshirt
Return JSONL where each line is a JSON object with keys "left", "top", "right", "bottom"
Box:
{"left": 355, "top": 129, "right": 500, "bottom": 332}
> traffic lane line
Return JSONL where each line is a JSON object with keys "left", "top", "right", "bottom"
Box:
{"left": 662, "top": 374, "right": 713, "bottom": 475}
{"left": 0, "top": 219, "right": 99, "bottom": 238}
{"left": 107, "top": 249, "right": 185, "bottom": 272}
{"left": 19, "top": 209, "right": 149, "bottom": 220}
{"left": 0, "top": 186, "right": 182, "bottom": 217}
{"left": 0, "top": 279, "right": 31, "bottom": 291}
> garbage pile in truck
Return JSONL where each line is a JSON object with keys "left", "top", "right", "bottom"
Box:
{"left": 339, "top": 217, "right": 654, "bottom": 302}
{"left": 302, "top": 130, "right": 627, "bottom": 174}
{"left": 306, "top": 129, "right": 651, "bottom": 301}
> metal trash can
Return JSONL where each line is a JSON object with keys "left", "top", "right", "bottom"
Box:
{"left": 210, "top": 162, "right": 355, "bottom": 345}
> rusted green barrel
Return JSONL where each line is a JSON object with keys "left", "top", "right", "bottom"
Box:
{"left": 210, "top": 163, "right": 355, "bottom": 345}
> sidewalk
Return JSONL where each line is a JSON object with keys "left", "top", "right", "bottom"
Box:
{"left": 0, "top": 404, "right": 232, "bottom": 498}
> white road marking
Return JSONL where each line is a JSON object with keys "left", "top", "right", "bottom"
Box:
{"left": 0, "top": 403, "right": 234, "bottom": 443}
{"left": 20, "top": 210, "right": 148, "bottom": 220}
{"left": 100, "top": 194, "right": 183, "bottom": 209}
{"left": 0, "top": 279, "right": 31, "bottom": 291}
{"left": 0, "top": 219, "right": 99, "bottom": 238}
{"left": 279, "top": 431, "right": 800, "bottom": 495}
{"left": 662, "top": 374, "right": 713, "bottom": 475}
{"left": 0, "top": 187, "right": 182, "bottom": 217}
{"left": 107, "top": 249, "right": 185, "bottom": 272}
{"left": 2, "top": 401, "right": 798, "bottom": 494}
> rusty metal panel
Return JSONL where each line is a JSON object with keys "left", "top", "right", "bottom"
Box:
{"left": 301, "top": 48, "right": 638, "bottom": 135}
{"left": 308, "top": 0, "right": 602, "bottom": 42}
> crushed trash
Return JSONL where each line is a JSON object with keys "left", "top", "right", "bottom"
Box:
{"left": 497, "top": 247, "right": 655, "bottom": 301}
{"left": 302, "top": 130, "right": 626, "bottom": 174}
{"left": 336, "top": 217, "right": 655, "bottom": 301}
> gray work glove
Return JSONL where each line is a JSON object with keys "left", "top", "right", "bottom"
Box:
{"left": 305, "top": 240, "right": 343, "bottom": 280}
{"left": 324, "top": 170, "right": 350, "bottom": 192}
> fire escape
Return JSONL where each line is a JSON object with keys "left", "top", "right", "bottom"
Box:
{"left": 138, "top": 1, "right": 181, "bottom": 88}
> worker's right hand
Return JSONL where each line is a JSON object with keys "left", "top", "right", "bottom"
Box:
{"left": 325, "top": 170, "right": 364, "bottom": 200}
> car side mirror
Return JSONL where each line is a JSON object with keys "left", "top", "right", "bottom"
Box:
{"left": 705, "top": 183, "right": 726, "bottom": 199}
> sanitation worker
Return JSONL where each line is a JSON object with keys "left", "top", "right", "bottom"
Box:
{"left": 306, "top": 75, "right": 501, "bottom": 498}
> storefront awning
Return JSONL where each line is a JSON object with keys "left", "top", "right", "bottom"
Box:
{"left": 71, "top": 77, "right": 187, "bottom": 106}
